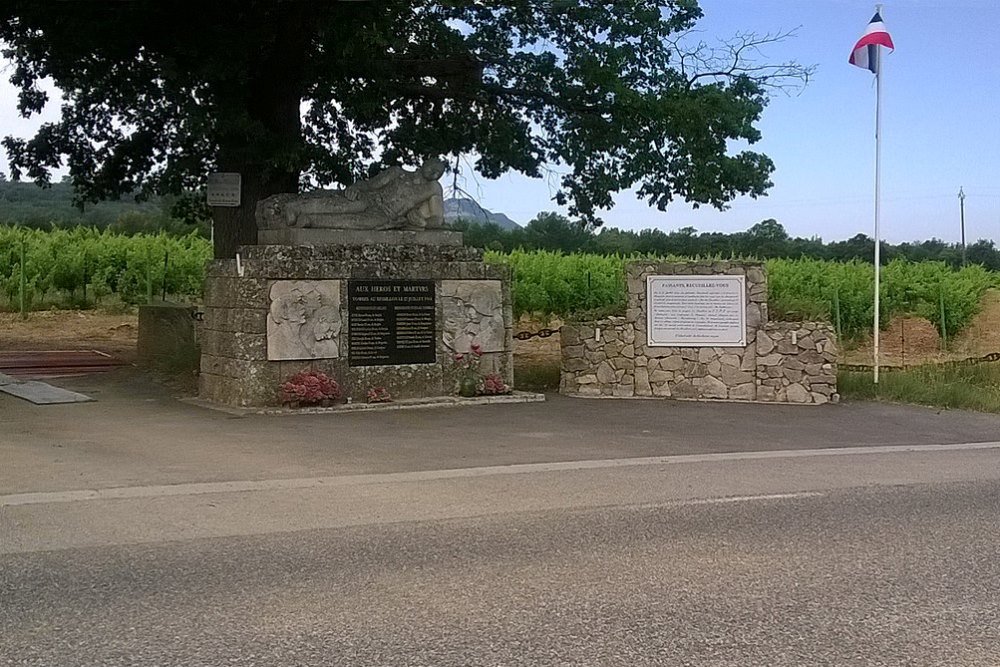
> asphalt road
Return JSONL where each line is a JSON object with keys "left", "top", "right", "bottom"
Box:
{"left": 4, "top": 443, "right": 1000, "bottom": 666}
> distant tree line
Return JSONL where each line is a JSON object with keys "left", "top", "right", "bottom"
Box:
{"left": 451, "top": 213, "right": 1000, "bottom": 271}
{"left": 4, "top": 177, "right": 996, "bottom": 271}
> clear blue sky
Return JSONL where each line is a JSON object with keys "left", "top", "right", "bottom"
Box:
{"left": 460, "top": 0, "right": 1000, "bottom": 243}
{"left": 2, "top": 1, "right": 998, "bottom": 243}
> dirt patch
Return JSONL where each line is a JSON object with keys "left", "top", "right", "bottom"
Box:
{"left": 513, "top": 315, "right": 562, "bottom": 358}
{"left": 0, "top": 310, "right": 138, "bottom": 361}
{"left": 954, "top": 289, "right": 1000, "bottom": 356}
{"left": 848, "top": 316, "right": 943, "bottom": 366}
{"left": 511, "top": 316, "right": 563, "bottom": 392}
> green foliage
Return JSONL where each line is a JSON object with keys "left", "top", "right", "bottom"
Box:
{"left": 3, "top": 1, "right": 807, "bottom": 261}
{"left": 839, "top": 362, "right": 1000, "bottom": 413}
{"left": 0, "top": 226, "right": 211, "bottom": 310}
{"left": 767, "top": 258, "right": 871, "bottom": 338}
{"left": 486, "top": 249, "right": 627, "bottom": 319}
{"left": 485, "top": 250, "right": 999, "bottom": 340}
{"left": 769, "top": 258, "right": 999, "bottom": 339}
{"left": 8, "top": 227, "right": 996, "bottom": 346}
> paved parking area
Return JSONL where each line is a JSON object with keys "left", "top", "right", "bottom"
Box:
{"left": 3, "top": 368, "right": 1000, "bottom": 495}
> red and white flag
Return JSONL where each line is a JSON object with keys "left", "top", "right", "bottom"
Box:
{"left": 849, "top": 11, "right": 895, "bottom": 74}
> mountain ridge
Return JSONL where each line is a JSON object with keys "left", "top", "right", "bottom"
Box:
{"left": 443, "top": 197, "right": 521, "bottom": 230}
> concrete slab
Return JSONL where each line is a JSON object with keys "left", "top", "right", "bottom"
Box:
{"left": 0, "top": 380, "right": 94, "bottom": 405}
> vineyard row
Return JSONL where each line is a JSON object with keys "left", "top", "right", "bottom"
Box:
{"left": 3, "top": 227, "right": 997, "bottom": 340}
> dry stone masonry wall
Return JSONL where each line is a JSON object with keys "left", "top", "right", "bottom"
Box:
{"left": 756, "top": 322, "right": 838, "bottom": 404}
{"left": 560, "top": 260, "right": 837, "bottom": 404}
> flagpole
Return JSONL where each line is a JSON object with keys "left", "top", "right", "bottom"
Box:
{"left": 873, "top": 4, "right": 883, "bottom": 384}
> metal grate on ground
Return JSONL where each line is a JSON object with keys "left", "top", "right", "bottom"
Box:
{"left": 0, "top": 350, "right": 125, "bottom": 380}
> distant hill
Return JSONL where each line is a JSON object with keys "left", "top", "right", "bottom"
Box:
{"left": 0, "top": 180, "right": 212, "bottom": 236}
{"left": 444, "top": 197, "right": 521, "bottom": 230}
{"left": 0, "top": 181, "right": 164, "bottom": 228}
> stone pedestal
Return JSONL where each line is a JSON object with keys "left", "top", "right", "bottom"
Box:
{"left": 257, "top": 228, "right": 463, "bottom": 246}
{"left": 199, "top": 244, "right": 514, "bottom": 407}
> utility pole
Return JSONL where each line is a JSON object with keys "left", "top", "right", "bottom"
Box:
{"left": 958, "top": 186, "right": 967, "bottom": 265}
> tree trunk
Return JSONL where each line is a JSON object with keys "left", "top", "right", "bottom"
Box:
{"left": 209, "top": 5, "right": 311, "bottom": 259}
{"left": 211, "top": 161, "right": 296, "bottom": 259}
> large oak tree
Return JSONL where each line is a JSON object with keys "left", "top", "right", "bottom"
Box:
{"left": 1, "top": 1, "right": 808, "bottom": 257}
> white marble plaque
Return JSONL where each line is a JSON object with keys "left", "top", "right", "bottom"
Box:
{"left": 646, "top": 275, "right": 746, "bottom": 347}
{"left": 267, "top": 280, "right": 343, "bottom": 360}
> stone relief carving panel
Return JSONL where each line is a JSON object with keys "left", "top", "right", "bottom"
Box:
{"left": 267, "top": 280, "right": 343, "bottom": 360}
{"left": 441, "top": 280, "right": 505, "bottom": 354}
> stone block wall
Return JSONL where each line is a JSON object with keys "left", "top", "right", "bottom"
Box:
{"left": 756, "top": 322, "right": 838, "bottom": 404}
{"left": 560, "top": 260, "right": 838, "bottom": 404}
{"left": 200, "top": 244, "right": 513, "bottom": 407}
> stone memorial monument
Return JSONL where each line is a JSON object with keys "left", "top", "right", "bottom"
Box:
{"left": 560, "top": 260, "right": 838, "bottom": 404}
{"left": 199, "top": 160, "right": 514, "bottom": 407}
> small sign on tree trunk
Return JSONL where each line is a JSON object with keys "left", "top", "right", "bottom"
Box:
{"left": 207, "top": 173, "right": 241, "bottom": 207}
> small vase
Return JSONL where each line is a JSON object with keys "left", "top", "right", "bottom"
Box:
{"left": 458, "top": 376, "right": 479, "bottom": 398}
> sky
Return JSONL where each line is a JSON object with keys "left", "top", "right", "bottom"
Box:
{"left": 1, "top": 0, "right": 998, "bottom": 243}
{"left": 457, "top": 0, "right": 1000, "bottom": 242}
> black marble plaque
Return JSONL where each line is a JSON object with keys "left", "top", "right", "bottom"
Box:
{"left": 348, "top": 279, "right": 436, "bottom": 366}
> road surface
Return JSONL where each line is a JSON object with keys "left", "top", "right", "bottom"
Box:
{"left": 4, "top": 437, "right": 1000, "bottom": 666}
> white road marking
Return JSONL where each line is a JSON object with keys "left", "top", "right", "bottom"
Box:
{"left": 3, "top": 440, "right": 1000, "bottom": 507}
{"left": 681, "top": 492, "right": 826, "bottom": 505}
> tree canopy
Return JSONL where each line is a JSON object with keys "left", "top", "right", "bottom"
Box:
{"left": 2, "top": 1, "right": 809, "bottom": 256}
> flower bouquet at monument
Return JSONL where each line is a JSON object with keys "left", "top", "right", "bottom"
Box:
{"left": 480, "top": 372, "right": 511, "bottom": 396}
{"left": 453, "top": 343, "right": 484, "bottom": 397}
{"left": 366, "top": 386, "right": 392, "bottom": 404}
{"left": 279, "top": 370, "right": 342, "bottom": 407}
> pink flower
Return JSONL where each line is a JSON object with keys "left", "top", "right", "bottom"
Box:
{"left": 480, "top": 373, "right": 510, "bottom": 396}
{"left": 279, "top": 370, "right": 342, "bottom": 405}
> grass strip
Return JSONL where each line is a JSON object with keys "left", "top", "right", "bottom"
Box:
{"left": 839, "top": 362, "right": 1000, "bottom": 412}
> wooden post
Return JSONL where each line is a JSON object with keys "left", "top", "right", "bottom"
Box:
{"left": 19, "top": 235, "right": 27, "bottom": 320}
{"left": 939, "top": 286, "right": 948, "bottom": 350}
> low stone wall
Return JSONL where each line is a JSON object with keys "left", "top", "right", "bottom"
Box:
{"left": 200, "top": 244, "right": 513, "bottom": 407}
{"left": 756, "top": 322, "right": 838, "bottom": 404}
{"left": 561, "top": 319, "right": 837, "bottom": 403}
{"left": 560, "top": 260, "right": 838, "bottom": 404}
